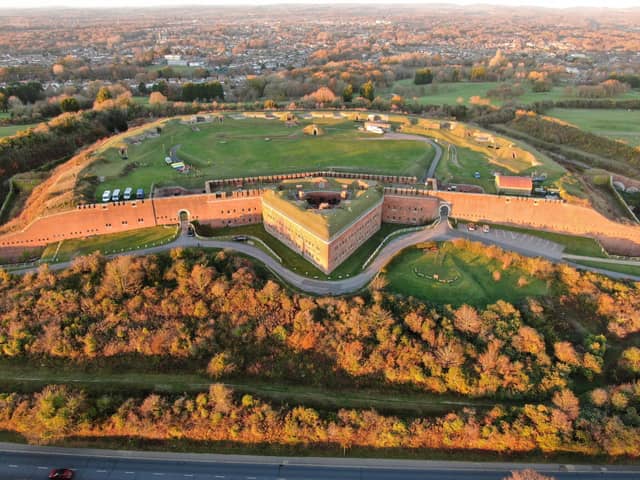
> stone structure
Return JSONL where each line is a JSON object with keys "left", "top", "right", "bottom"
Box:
{"left": 495, "top": 175, "right": 533, "bottom": 196}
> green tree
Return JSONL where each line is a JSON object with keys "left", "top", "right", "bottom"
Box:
{"left": 60, "top": 97, "right": 80, "bottom": 112}
{"left": 343, "top": 84, "right": 354, "bottom": 103}
{"left": 360, "top": 80, "right": 375, "bottom": 102}
{"left": 138, "top": 82, "right": 148, "bottom": 95}
{"left": 95, "top": 86, "right": 112, "bottom": 104}
{"left": 414, "top": 68, "right": 434, "bottom": 85}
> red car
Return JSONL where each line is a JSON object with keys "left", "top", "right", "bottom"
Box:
{"left": 48, "top": 469, "right": 74, "bottom": 480}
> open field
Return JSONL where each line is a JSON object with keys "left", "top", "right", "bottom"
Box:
{"left": 197, "top": 222, "right": 411, "bottom": 280}
{"left": 384, "top": 241, "right": 549, "bottom": 306}
{"left": 390, "top": 79, "right": 640, "bottom": 106}
{"left": 0, "top": 123, "right": 40, "bottom": 138}
{"left": 40, "top": 225, "right": 179, "bottom": 262}
{"left": 546, "top": 108, "right": 640, "bottom": 147}
{"left": 83, "top": 117, "right": 434, "bottom": 201}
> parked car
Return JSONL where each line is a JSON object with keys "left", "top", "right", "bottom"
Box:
{"left": 232, "top": 235, "right": 249, "bottom": 242}
{"left": 123, "top": 187, "right": 133, "bottom": 200}
{"left": 474, "top": 171, "right": 481, "bottom": 179}
{"left": 101, "top": 190, "right": 111, "bottom": 203}
{"left": 111, "top": 188, "right": 121, "bottom": 201}
{"left": 136, "top": 188, "right": 145, "bottom": 199}
{"left": 482, "top": 224, "right": 490, "bottom": 233}
{"left": 467, "top": 223, "right": 476, "bottom": 232}
{"left": 48, "top": 468, "right": 74, "bottom": 480}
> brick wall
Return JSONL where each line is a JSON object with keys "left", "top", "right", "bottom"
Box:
{"left": 382, "top": 193, "right": 440, "bottom": 224}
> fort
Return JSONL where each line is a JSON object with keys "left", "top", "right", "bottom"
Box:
{"left": 1, "top": 110, "right": 640, "bottom": 271}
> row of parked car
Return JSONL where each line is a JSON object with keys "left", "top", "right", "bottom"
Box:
{"left": 101, "top": 187, "right": 145, "bottom": 202}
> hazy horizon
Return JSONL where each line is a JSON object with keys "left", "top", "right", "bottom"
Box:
{"left": 2, "top": 0, "right": 640, "bottom": 10}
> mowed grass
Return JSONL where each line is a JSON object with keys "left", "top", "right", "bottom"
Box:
{"left": 197, "top": 222, "right": 411, "bottom": 280}
{"left": 546, "top": 108, "right": 640, "bottom": 147}
{"left": 390, "top": 79, "right": 640, "bottom": 106}
{"left": 41, "top": 225, "right": 179, "bottom": 262}
{"left": 86, "top": 118, "right": 434, "bottom": 201}
{"left": 572, "top": 259, "right": 640, "bottom": 277}
{"left": 384, "top": 242, "right": 549, "bottom": 306}
{"left": 435, "top": 144, "right": 497, "bottom": 192}
{"left": 0, "top": 123, "right": 40, "bottom": 138}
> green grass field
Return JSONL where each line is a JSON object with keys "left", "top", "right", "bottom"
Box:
{"left": 572, "top": 259, "right": 640, "bottom": 277}
{"left": 435, "top": 144, "right": 498, "bottom": 192}
{"left": 390, "top": 79, "right": 640, "bottom": 107}
{"left": 384, "top": 242, "right": 549, "bottom": 306}
{"left": 84, "top": 117, "right": 434, "bottom": 201}
{"left": 197, "top": 222, "right": 411, "bottom": 280}
{"left": 41, "top": 225, "right": 179, "bottom": 262}
{"left": 0, "top": 123, "right": 40, "bottom": 138}
{"left": 546, "top": 108, "right": 640, "bottom": 147}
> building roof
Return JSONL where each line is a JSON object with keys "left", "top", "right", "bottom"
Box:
{"left": 495, "top": 175, "right": 533, "bottom": 190}
{"left": 262, "top": 182, "right": 383, "bottom": 240}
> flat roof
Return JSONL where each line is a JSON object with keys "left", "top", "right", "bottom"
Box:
{"left": 262, "top": 183, "right": 383, "bottom": 240}
{"left": 495, "top": 175, "right": 533, "bottom": 190}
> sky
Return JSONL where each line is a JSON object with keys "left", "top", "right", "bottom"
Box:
{"left": 1, "top": 0, "right": 639, "bottom": 8}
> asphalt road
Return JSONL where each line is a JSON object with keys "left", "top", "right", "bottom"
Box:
{"left": 1, "top": 444, "right": 639, "bottom": 480}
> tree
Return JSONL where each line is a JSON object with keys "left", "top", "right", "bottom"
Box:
{"left": 414, "top": 68, "right": 434, "bottom": 85}
{"left": 138, "top": 82, "right": 148, "bottom": 95}
{"left": 470, "top": 65, "right": 487, "bottom": 81}
{"left": 149, "top": 91, "right": 167, "bottom": 105}
{"left": 621, "top": 347, "right": 640, "bottom": 373}
{"left": 60, "top": 97, "right": 80, "bottom": 113}
{"left": 343, "top": 84, "right": 354, "bottom": 103}
{"left": 0, "top": 92, "right": 7, "bottom": 112}
{"left": 503, "top": 470, "right": 554, "bottom": 480}
{"left": 360, "top": 81, "right": 375, "bottom": 102}
{"left": 95, "top": 86, "right": 112, "bottom": 104}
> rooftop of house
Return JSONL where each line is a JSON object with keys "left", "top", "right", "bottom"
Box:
{"left": 495, "top": 175, "right": 533, "bottom": 190}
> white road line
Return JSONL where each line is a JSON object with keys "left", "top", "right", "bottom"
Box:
{"left": 97, "top": 470, "right": 108, "bottom": 473}
{"left": 152, "top": 474, "right": 165, "bottom": 476}
{"left": 125, "top": 472, "right": 135, "bottom": 475}
{"left": 37, "top": 466, "right": 48, "bottom": 470}
{"left": 247, "top": 477, "right": 257, "bottom": 479}
{"left": 8, "top": 464, "right": 18, "bottom": 468}
{"left": 215, "top": 476, "right": 225, "bottom": 479}
{"left": 183, "top": 475, "right": 194, "bottom": 478}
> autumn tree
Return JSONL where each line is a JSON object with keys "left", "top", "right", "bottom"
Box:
{"left": 360, "top": 81, "right": 375, "bottom": 102}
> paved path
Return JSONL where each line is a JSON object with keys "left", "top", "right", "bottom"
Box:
{"left": 10, "top": 217, "right": 640, "bottom": 289}
{"left": 1, "top": 443, "right": 638, "bottom": 480}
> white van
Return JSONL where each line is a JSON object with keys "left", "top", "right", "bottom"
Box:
{"left": 102, "top": 190, "right": 111, "bottom": 202}
{"left": 111, "top": 189, "right": 121, "bottom": 201}
{"left": 123, "top": 187, "right": 133, "bottom": 200}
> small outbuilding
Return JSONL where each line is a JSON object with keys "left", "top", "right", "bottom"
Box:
{"left": 495, "top": 174, "right": 533, "bottom": 196}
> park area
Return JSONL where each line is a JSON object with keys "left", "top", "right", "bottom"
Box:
{"left": 545, "top": 108, "right": 640, "bottom": 147}
{"left": 383, "top": 240, "right": 549, "bottom": 306}
{"left": 82, "top": 116, "right": 435, "bottom": 202}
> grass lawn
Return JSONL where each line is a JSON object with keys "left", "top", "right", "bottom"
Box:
{"left": 0, "top": 171, "right": 49, "bottom": 224}
{"left": 546, "top": 108, "right": 640, "bottom": 147}
{"left": 482, "top": 223, "right": 607, "bottom": 258}
{"left": 572, "top": 259, "right": 640, "bottom": 277}
{"left": 390, "top": 79, "right": 640, "bottom": 107}
{"left": 197, "top": 222, "right": 411, "bottom": 280}
{"left": 83, "top": 117, "right": 434, "bottom": 202}
{"left": 384, "top": 242, "right": 549, "bottom": 306}
{"left": 435, "top": 143, "right": 498, "bottom": 192}
{"left": 41, "top": 225, "right": 179, "bottom": 262}
{"left": 0, "top": 122, "right": 40, "bottom": 138}
{"left": 132, "top": 96, "right": 150, "bottom": 105}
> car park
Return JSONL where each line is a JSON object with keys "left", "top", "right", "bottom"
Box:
{"left": 123, "top": 187, "right": 133, "bottom": 200}
{"left": 48, "top": 468, "right": 74, "bottom": 480}
{"left": 101, "top": 190, "right": 111, "bottom": 202}
{"left": 136, "top": 188, "right": 145, "bottom": 199}
{"left": 111, "top": 189, "right": 121, "bottom": 201}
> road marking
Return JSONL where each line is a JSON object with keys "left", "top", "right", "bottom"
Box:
{"left": 38, "top": 466, "right": 48, "bottom": 470}
{"left": 183, "top": 475, "right": 194, "bottom": 478}
{"left": 247, "top": 477, "right": 257, "bottom": 479}
{"left": 97, "top": 470, "right": 108, "bottom": 473}
{"left": 153, "top": 474, "right": 165, "bottom": 476}
{"left": 8, "top": 464, "right": 18, "bottom": 468}
{"left": 125, "top": 472, "right": 135, "bottom": 475}
{"left": 215, "top": 476, "right": 225, "bottom": 479}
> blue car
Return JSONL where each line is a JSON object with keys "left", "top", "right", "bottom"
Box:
{"left": 136, "top": 188, "right": 144, "bottom": 199}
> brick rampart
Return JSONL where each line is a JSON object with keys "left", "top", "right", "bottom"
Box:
{"left": 381, "top": 193, "right": 440, "bottom": 224}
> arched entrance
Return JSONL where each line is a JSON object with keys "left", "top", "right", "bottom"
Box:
{"left": 178, "top": 210, "right": 190, "bottom": 233}
{"left": 439, "top": 203, "right": 451, "bottom": 219}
